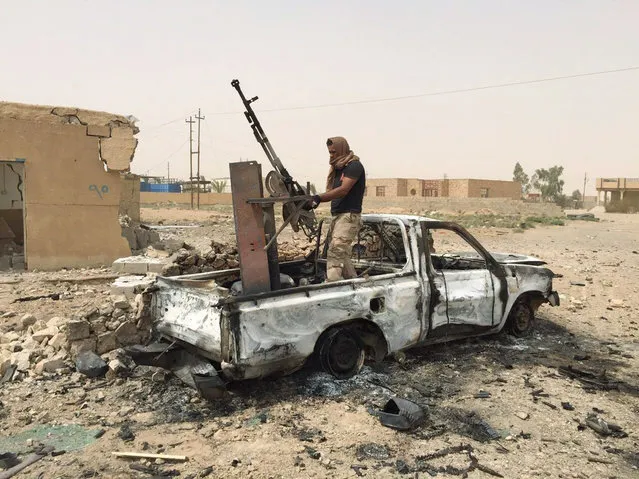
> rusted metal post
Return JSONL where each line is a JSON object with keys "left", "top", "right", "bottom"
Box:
{"left": 229, "top": 161, "right": 271, "bottom": 294}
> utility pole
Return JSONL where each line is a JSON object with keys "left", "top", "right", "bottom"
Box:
{"left": 582, "top": 172, "right": 588, "bottom": 208}
{"left": 195, "top": 108, "right": 205, "bottom": 209}
{"left": 185, "top": 116, "right": 195, "bottom": 208}
{"left": 167, "top": 162, "right": 170, "bottom": 183}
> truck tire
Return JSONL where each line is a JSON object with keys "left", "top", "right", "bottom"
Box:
{"left": 318, "top": 328, "right": 365, "bottom": 379}
{"left": 507, "top": 298, "right": 535, "bottom": 337}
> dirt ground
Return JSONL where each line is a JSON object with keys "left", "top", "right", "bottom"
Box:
{"left": 1, "top": 207, "right": 638, "bottom": 478}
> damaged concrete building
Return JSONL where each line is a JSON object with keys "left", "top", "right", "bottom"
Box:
{"left": 0, "top": 102, "right": 141, "bottom": 270}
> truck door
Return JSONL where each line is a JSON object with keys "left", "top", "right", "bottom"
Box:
{"left": 426, "top": 226, "right": 496, "bottom": 330}
{"left": 419, "top": 223, "right": 448, "bottom": 339}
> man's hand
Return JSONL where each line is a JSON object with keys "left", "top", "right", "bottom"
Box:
{"left": 310, "top": 195, "right": 321, "bottom": 209}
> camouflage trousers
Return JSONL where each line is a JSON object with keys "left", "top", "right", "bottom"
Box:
{"left": 326, "top": 212, "right": 361, "bottom": 282}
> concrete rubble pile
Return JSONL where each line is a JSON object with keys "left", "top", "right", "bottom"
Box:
{"left": 161, "top": 237, "right": 317, "bottom": 277}
{"left": 0, "top": 292, "right": 153, "bottom": 380}
{"left": 119, "top": 214, "right": 161, "bottom": 253}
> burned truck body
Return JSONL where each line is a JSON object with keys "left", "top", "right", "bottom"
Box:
{"left": 152, "top": 215, "right": 559, "bottom": 381}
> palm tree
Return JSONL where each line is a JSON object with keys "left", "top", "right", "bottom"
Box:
{"left": 211, "top": 180, "right": 227, "bottom": 193}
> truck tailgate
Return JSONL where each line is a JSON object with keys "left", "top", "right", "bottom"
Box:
{"left": 152, "top": 277, "right": 228, "bottom": 362}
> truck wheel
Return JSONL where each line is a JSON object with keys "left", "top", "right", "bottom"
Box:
{"left": 318, "top": 328, "right": 365, "bottom": 379}
{"left": 507, "top": 299, "right": 535, "bottom": 337}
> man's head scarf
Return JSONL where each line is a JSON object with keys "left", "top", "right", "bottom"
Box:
{"left": 326, "top": 136, "right": 359, "bottom": 190}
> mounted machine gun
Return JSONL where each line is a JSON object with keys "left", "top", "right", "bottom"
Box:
{"left": 231, "top": 79, "right": 318, "bottom": 240}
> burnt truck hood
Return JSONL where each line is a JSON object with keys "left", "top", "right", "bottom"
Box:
{"left": 490, "top": 252, "right": 547, "bottom": 266}
{"left": 450, "top": 251, "right": 547, "bottom": 266}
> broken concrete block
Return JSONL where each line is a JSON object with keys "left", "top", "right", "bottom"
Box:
{"left": 76, "top": 351, "right": 108, "bottom": 378}
{"left": 21, "top": 313, "right": 37, "bottom": 330}
{"left": 49, "top": 333, "right": 66, "bottom": 351}
{"left": 66, "top": 320, "right": 91, "bottom": 341}
{"left": 110, "top": 275, "right": 155, "bottom": 300}
{"left": 31, "top": 320, "right": 47, "bottom": 332}
{"left": 11, "top": 350, "right": 32, "bottom": 371}
{"left": 96, "top": 332, "right": 117, "bottom": 355}
{"left": 112, "top": 258, "right": 148, "bottom": 275}
{"left": 161, "top": 263, "right": 181, "bottom": 277}
{"left": 86, "top": 124, "right": 111, "bottom": 138}
{"left": 0, "top": 356, "right": 11, "bottom": 376}
{"left": 68, "top": 337, "right": 97, "bottom": 356}
{"left": 99, "top": 303, "right": 115, "bottom": 317}
{"left": 112, "top": 256, "right": 166, "bottom": 275}
{"left": 113, "top": 295, "right": 130, "bottom": 310}
{"left": 47, "top": 316, "right": 66, "bottom": 329}
{"left": 81, "top": 308, "right": 100, "bottom": 321}
{"left": 108, "top": 358, "right": 131, "bottom": 377}
{"left": 32, "top": 326, "right": 59, "bottom": 343}
{"left": 147, "top": 262, "right": 165, "bottom": 274}
{"left": 91, "top": 320, "right": 107, "bottom": 335}
{"left": 114, "top": 322, "right": 139, "bottom": 346}
{"left": 106, "top": 320, "right": 121, "bottom": 331}
{"left": 34, "top": 356, "right": 67, "bottom": 375}
{"left": 1, "top": 331, "right": 20, "bottom": 344}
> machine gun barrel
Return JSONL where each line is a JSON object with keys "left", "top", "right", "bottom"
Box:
{"left": 231, "top": 79, "right": 292, "bottom": 183}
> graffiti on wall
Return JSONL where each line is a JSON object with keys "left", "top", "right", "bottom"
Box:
{"left": 89, "top": 184, "right": 110, "bottom": 199}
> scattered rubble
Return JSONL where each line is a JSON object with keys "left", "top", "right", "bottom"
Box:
{"left": 162, "top": 237, "right": 316, "bottom": 277}
{"left": 0, "top": 291, "right": 152, "bottom": 380}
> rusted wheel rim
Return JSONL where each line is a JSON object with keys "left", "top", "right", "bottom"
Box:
{"left": 321, "top": 330, "right": 365, "bottom": 379}
{"left": 514, "top": 303, "right": 531, "bottom": 331}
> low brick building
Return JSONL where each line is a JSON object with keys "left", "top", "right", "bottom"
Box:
{"left": 0, "top": 102, "right": 140, "bottom": 270}
{"left": 596, "top": 177, "right": 639, "bottom": 207}
{"left": 365, "top": 178, "right": 521, "bottom": 199}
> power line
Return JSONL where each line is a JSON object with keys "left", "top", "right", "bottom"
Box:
{"left": 142, "top": 138, "right": 189, "bottom": 174}
{"left": 142, "top": 110, "right": 197, "bottom": 133}
{"left": 208, "top": 65, "right": 639, "bottom": 115}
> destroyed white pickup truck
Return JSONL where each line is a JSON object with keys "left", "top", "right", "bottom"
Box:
{"left": 151, "top": 215, "right": 559, "bottom": 382}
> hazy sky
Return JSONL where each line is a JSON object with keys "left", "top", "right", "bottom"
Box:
{"left": 2, "top": 1, "right": 638, "bottom": 195}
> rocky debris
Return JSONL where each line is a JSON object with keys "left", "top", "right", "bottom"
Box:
{"left": 117, "top": 423, "right": 136, "bottom": 442}
{"left": 0, "top": 291, "right": 153, "bottom": 379}
{"left": 34, "top": 355, "right": 67, "bottom": 375}
{"left": 75, "top": 351, "right": 109, "bottom": 378}
{"left": 164, "top": 237, "right": 316, "bottom": 277}
{"left": 20, "top": 313, "right": 37, "bottom": 330}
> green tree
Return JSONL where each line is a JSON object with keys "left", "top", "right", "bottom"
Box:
{"left": 512, "top": 162, "right": 530, "bottom": 195}
{"left": 531, "top": 166, "right": 565, "bottom": 203}
{"left": 571, "top": 189, "right": 582, "bottom": 200}
{"left": 211, "top": 179, "right": 227, "bottom": 193}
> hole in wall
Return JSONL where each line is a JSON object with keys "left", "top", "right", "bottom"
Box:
{"left": 0, "top": 161, "right": 26, "bottom": 271}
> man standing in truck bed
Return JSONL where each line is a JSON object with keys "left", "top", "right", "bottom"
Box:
{"left": 311, "top": 136, "right": 366, "bottom": 281}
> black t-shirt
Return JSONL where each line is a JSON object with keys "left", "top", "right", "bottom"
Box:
{"left": 331, "top": 161, "right": 366, "bottom": 215}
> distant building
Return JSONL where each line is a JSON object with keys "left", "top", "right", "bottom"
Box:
{"left": 364, "top": 178, "right": 521, "bottom": 199}
{"left": 596, "top": 177, "right": 639, "bottom": 206}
